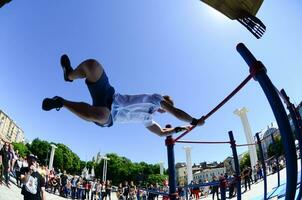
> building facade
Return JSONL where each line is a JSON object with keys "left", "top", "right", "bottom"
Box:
{"left": 0, "top": 110, "right": 25, "bottom": 143}
{"left": 193, "top": 167, "right": 226, "bottom": 182}
{"left": 260, "top": 125, "right": 280, "bottom": 159}
{"left": 175, "top": 162, "right": 187, "bottom": 185}
{"left": 223, "top": 156, "right": 235, "bottom": 175}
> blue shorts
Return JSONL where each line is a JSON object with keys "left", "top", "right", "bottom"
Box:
{"left": 86, "top": 71, "right": 115, "bottom": 127}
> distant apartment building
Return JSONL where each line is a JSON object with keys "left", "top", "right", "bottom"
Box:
{"left": 175, "top": 162, "right": 187, "bottom": 185}
{"left": 260, "top": 125, "right": 280, "bottom": 159}
{"left": 223, "top": 156, "right": 235, "bottom": 175}
{"left": 0, "top": 110, "right": 25, "bottom": 143}
{"left": 193, "top": 167, "right": 226, "bottom": 182}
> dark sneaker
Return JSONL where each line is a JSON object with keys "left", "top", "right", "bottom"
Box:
{"left": 42, "top": 96, "right": 64, "bottom": 111}
{"left": 60, "top": 54, "right": 73, "bottom": 82}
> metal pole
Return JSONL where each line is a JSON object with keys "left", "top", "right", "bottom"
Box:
{"left": 271, "top": 134, "right": 280, "bottom": 187}
{"left": 228, "top": 131, "right": 241, "bottom": 200}
{"left": 166, "top": 136, "right": 177, "bottom": 200}
{"left": 256, "top": 133, "right": 267, "bottom": 200}
{"left": 280, "top": 89, "right": 302, "bottom": 199}
{"left": 237, "top": 43, "right": 297, "bottom": 200}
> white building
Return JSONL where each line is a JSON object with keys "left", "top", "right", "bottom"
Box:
{"left": 175, "top": 163, "right": 187, "bottom": 185}
{"left": 0, "top": 110, "right": 25, "bottom": 143}
{"left": 193, "top": 167, "right": 226, "bottom": 182}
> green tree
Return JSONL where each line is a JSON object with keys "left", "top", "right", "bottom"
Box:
{"left": 86, "top": 161, "right": 95, "bottom": 173}
{"left": 146, "top": 174, "right": 168, "bottom": 185}
{"left": 240, "top": 153, "right": 251, "bottom": 171}
{"left": 12, "top": 142, "right": 30, "bottom": 158}
{"left": 29, "top": 138, "right": 51, "bottom": 165}
{"left": 53, "top": 147, "right": 64, "bottom": 170}
{"left": 267, "top": 136, "right": 284, "bottom": 158}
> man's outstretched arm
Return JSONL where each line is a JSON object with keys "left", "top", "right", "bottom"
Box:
{"left": 160, "top": 100, "right": 204, "bottom": 126}
{"left": 146, "top": 122, "right": 188, "bottom": 137}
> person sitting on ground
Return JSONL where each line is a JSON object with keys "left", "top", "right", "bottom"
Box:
{"left": 42, "top": 55, "right": 204, "bottom": 136}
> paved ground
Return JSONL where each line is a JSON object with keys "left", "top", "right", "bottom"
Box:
{"left": 0, "top": 182, "right": 68, "bottom": 200}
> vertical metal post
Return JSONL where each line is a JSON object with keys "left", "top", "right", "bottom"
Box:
{"left": 166, "top": 136, "right": 177, "bottom": 200}
{"left": 237, "top": 43, "right": 297, "bottom": 200}
{"left": 228, "top": 131, "right": 241, "bottom": 200}
{"left": 270, "top": 134, "right": 280, "bottom": 187}
{"left": 256, "top": 133, "right": 267, "bottom": 200}
{"left": 280, "top": 89, "right": 302, "bottom": 199}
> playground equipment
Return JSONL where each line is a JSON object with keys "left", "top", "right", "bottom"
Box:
{"left": 164, "top": 43, "right": 301, "bottom": 200}
{"left": 200, "top": 0, "right": 266, "bottom": 39}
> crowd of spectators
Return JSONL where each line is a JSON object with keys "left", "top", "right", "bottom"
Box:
{"left": 0, "top": 138, "right": 287, "bottom": 200}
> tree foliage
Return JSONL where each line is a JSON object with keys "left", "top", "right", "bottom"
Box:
{"left": 240, "top": 153, "right": 251, "bottom": 171}
{"left": 94, "top": 153, "right": 165, "bottom": 186}
{"left": 267, "top": 136, "right": 284, "bottom": 158}
{"left": 29, "top": 138, "right": 51, "bottom": 165}
{"left": 19, "top": 138, "right": 165, "bottom": 184}
{"left": 12, "top": 142, "right": 30, "bottom": 158}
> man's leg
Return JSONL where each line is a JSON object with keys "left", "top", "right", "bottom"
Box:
{"left": 62, "top": 99, "right": 110, "bottom": 124}
{"left": 4, "top": 167, "right": 9, "bottom": 185}
{"left": 61, "top": 55, "right": 103, "bottom": 83}
{"left": 43, "top": 56, "right": 111, "bottom": 124}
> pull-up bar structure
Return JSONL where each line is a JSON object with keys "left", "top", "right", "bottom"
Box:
{"left": 279, "top": 89, "right": 302, "bottom": 199}
{"left": 237, "top": 43, "right": 297, "bottom": 200}
{"left": 165, "top": 43, "right": 298, "bottom": 200}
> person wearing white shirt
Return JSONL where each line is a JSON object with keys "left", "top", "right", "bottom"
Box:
{"left": 42, "top": 55, "right": 204, "bottom": 136}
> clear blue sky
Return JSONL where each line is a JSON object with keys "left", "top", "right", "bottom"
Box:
{"left": 1, "top": 0, "right": 302, "bottom": 167}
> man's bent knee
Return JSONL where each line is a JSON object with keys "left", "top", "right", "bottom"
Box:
{"left": 83, "top": 59, "right": 103, "bottom": 82}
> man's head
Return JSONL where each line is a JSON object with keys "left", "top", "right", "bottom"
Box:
{"left": 4, "top": 142, "right": 9, "bottom": 150}
{"left": 27, "top": 154, "right": 38, "bottom": 167}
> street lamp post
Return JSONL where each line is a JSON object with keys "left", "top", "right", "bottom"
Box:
{"left": 159, "top": 161, "right": 164, "bottom": 175}
{"left": 49, "top": 144, "right": 57, "bottom": 170}
{"left": 96, "top": 154, "right": 110, "bottom": 182}
{"left": 102, "top": 156, "right": 110, "bottom": 182}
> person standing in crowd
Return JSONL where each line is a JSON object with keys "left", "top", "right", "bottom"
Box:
{"left": 9, "top": 144, "right": 17, "bottom": 175}
{"left": 129, "top": 181, "right": 136, "bottom": 200}
{"left": 253, "top": 166, "right": 258, "bottom": 183}
{"left": 52, "top": 175, "right": 60, "bottom": 194}
{"left": 47, "top": 169, "right": 55, "bottom": 192}
{"left": 162, "top": 180, "right": 169, "bottom": 200}
{"left": 0, "top": 142, "right": 11, "bottom": 187}
{"left": 248, "top": 167, "right": 253, "bottom": 184}
{"left": 219, "top": 174, "right": 227, "bottom": 200}
{"left": 257, "top": 163, "right": 263, "bottom": 179}
{"left": 211, "top": 176, "right": 219, "bottom": 200}
{"left": 177, "top": 185, "right": 185, "bottom": 200}
{"left": 91, "top": 179, "right": 97, "bottom": 200}
{"left": 203, "top": 179, "right": 210, "bottom": 198}
{"left": 20, "top": 154, "right": 46, "bottom": 200}
{"left": 123, "top": 181, "right": 130, "bottom": 200}
{"left": 101, "top": 181, "right": 107, "bottom": 200}
{"left": 147, "top": 184, "right": 156, "bottom": 200}
{"left": 15, "top": 156, "right": 23, "bottom": 187}
{"left": 71, "top": 175, "right": 78, "bottom": 199}
{"left": 82, "top": 179, "right": 89, "bottom": 200}
{"left": 117, "top": 183, "right": 124, "bottom": 200}
{"left": 66, "top": 179, "right": 72, "bottom": 198}
{"left": 76, "top": 177, "right": 84, "bottom": 199}
{"left": 96, "top": 180, "right": 103, "bottom": 200}
{"left": 105, "top": 180, "right": 112, "bottom": 200}
{"left": 243, "top": 167, "right": 251, "bottom": 192}
{"left": 228, "top": 175, "right": 236, "bottom": 199}
{"left": 60, "top": 170, "right": 69, "bottom": 197}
